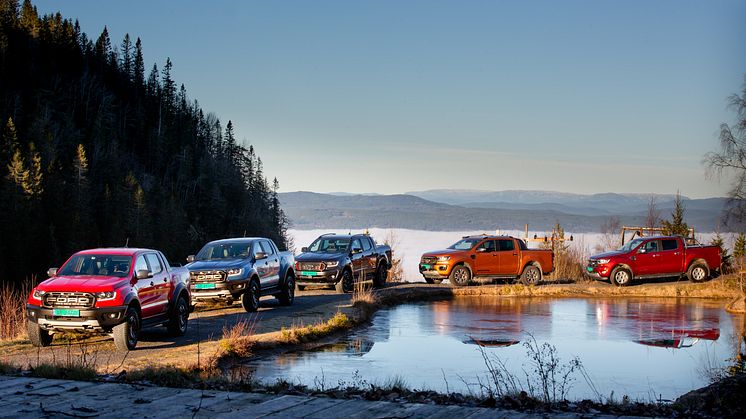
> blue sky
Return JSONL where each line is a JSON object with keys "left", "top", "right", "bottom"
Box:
{"left": 34, "top": 1, "right": 746, "bottom": 198}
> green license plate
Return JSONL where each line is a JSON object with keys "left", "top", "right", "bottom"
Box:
{"left": 195, "top": 283, "right": 216, "bottom": 290}
{"left": 587, "top": 267, "right": 594, "bottom": 272}
{"left": 53, "top": 308, "right": 80, "bottom": 317}
{"left": 300, "top": 271, "right": 318, "bottom": 276}
{"left": 421, "top": 264, "right": 431, "bottom": 270}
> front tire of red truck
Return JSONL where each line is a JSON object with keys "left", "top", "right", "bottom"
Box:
{"left": 449, "top": 265, "right": 471, "bottom": 287}
{"left": 687, "top": 262, "right": 709, "bottom": 283}
{"left": 27, "top": 321, "right": 52, "bottom": 347}
{"left": 610, "top": 267, "right": 632, "bottom": 287}
{"left": 113, "top": 306, "right": 140, "bottom": 351}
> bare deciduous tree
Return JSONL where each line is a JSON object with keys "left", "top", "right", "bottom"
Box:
{"left": 645, "top": 195, "right": 660, "bottom": 229}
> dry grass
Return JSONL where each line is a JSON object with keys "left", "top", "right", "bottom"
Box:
{"left": 549, "top": 238, "right": 590, "bottom": 282}
{"left": 0, "top": 279, "right": 32, "bottom": 341}
{"left": 383, "top": 230, "right": 404, "bottom": 282}
{"left": 218, "top": 318, "right": 256, "bottom": 358}
{"left": 279, "top": 312, "right": 353, "bottom": 344}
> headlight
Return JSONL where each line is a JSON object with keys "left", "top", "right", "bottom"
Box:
{"left": 227, "top": 268, "right": 243, "bottom": 277}
{"left": 437, "top": 256, "right": 451, "bottom": 262}
{"left": 324, "top": 261, "right": 339, "bottom": 269}
{"left": 95, "top": 291, "right": 116, "bottom": 301}
{"left": 596, "top": 259, "right": 610, "bottom": 264}
{"left": 32, "top": 289, "right": 45, "bottom": 300}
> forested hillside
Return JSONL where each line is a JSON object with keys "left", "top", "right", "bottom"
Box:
{"left": 0, "top": 0, "right": 289, "bottom": 285}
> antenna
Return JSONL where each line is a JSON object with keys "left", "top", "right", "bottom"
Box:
{"left": 243, "top": 230, "right": 247, "bottom": 237}
{"left": 124, "top": 237, "right": 129, "bottom": 248}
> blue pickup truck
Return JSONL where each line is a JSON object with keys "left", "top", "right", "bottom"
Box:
{"left": 186, "top": 237, "right": 295, "bottom": 312}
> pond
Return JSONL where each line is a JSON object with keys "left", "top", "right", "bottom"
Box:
{"left": 246, "top": 297, "right": 744, "bottom": 401}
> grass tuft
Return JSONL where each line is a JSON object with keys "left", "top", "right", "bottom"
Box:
{"left": 280, "top": 312, "right": 353, "bottom": 344}
{"left": 218, "top": 318, "right": 256, "bottom": 358}
{"left": 31, "top": 363, "right": 98, "bottom": 381}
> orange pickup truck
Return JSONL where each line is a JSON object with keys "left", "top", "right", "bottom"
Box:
{"left": 419, "top": 235, "right": 554, "bottom": 286}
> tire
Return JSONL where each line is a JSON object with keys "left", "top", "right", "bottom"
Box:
{"left": 610, "top": 267, "right": 632, "bottom": 287}
{"left": 277, "top": 273, "right": 295, "bottom": 306}
{"left": 335, "top": 269, "right": 354, "bottom": 294}
{"left": 27, "top": 321, "right": 52, "bottom": 347}
{"left": 449, "top": 265, "right": 471, "bottom": 287}
{"left": 520, "top": 265, "right": 541, "bottom": 285}
{"left": 241, "top": 280, "right": 260, "bottom": 312}
{"left": 687, "top": 263, "right": 709, "bottom": 283}
{"left": 373, "top": 263, "right": 387, "bottom": 289}
{"left": 166, "top": 294, "right": 189, "bottom": 336}
{"left": 424, "top": 277, "right": 434, "bottom": 284}
{"left": 113, "top": 307, "right": 140, "bottom": 351}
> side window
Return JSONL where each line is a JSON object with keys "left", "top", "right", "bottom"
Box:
{"left": 477, "top": 240, "right": 496, "bottom": 252}
{"left": 498, "top": 240, "right": 515, "bottom": 251}
{"left": 252, "top": 241, "right": 263, "bottom": 256}
{"left": 134, "top": 255, "right": 148, "bottom": 274}
{"left": 159, "top": 253, "right": 172, "bottom": 270}
{"left": 662, "top": 239, "right": 678, "bottom": 251}
{"left": 145, "top": 253, "right": 163, "bottom": 274}
{"left": 260, "top": 240, "right": 275, "bottom": 256}
{"left": 351, "top": 238, "right": 362, "bottom": 251}
{"left": 644, "top": 241, "right": 659, "bottom": 253}
{"left": 361, "top": 237, "right": 372, "bottom": 251}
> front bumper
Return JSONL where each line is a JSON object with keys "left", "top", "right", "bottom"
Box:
{"left": 26, "top": 304, "right": 128, "bottom": 332}
{"left": 584, "top": 265, "right": 609, "bottom": 281}
{"left": 419, "top": 263, "right": 451, "bottom": 279}
{"left": 296, "top": 269, "right": 340, "bottom": 286}
{"left": 190, "top": 278, "right": 249, "bottom": 302}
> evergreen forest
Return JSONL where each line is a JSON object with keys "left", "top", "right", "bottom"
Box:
{"left": 0, "top": 0, "right": 290, "bottom": 285}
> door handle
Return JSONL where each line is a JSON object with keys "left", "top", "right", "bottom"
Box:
{"left": 163, "top": 278, "right": 168, "bottom": 283}
{"left": 150, "top": 282, "right": 154, "bottom": 286}
{"left": 274, "top": 259, "right": 278, "bottom": 262}
{"left": 512, "top": 253, "right": 518, "bottom": 256}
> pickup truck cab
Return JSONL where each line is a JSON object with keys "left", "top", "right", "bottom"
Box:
{"left": 295, "top": 233, "right": 392, "bottom": 293}
{"left": 420, "top": 235, "right": 554, "bottom": 286}
{"left": 586, "top": 235, "right": 722, "bottom": 286}
{"left": 186, "top": 237, "right": 295, "bottom": 312}
{"left": 26, "top": 248, "right": 191, "bottom": 351}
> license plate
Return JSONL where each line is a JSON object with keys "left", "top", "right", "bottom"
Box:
{"left": 586, "top": 267, "right": 594, "bottom": 272}
{"left": 53, "top": 308, "right": 80, "bottom": 317}
{"left": 421, "top": 264, "right": 431, "bottom": 270}
{"left": 195, "top": 283, "right": 216, "bottom": 290}
{"left": 300, "top": 271, "right": 318, "bottom": 276}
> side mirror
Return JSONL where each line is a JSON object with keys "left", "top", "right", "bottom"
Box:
{"left": 638, "top": 247, "right": 647, "bottom": 254}
{"left": 301, "top": 247, "right": 309, "bottom": 253}
{"left": 476, "top": 248, "right": 487, "bottom": 253}
{"left": 351, "top": 247, "right": 363, "bottom": 255}
{"left": 186, "top": 255, "right": 195, "bottom": 263}
{"left": 255, "top": 252, "right": 268, "bottom": 260}
{"left": 136, "top": 269, "right": 152, "bottom": 280}
{"left": 47, "top": 268, "right": 58, "bottom": 277}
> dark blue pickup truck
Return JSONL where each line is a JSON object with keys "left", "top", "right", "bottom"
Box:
{"left": 185, "top": 237, "right": 295, "bottom": 312}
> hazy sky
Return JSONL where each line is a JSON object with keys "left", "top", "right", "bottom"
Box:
{"left": 34, "top": 1, "right": 746, "bottom": 198}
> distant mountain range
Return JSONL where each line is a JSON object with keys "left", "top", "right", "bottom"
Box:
{"left": 280, "top": 190, "right": 736, "bottom": 232}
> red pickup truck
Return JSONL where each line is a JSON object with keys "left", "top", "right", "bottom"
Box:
{"left": 419, "top": 235, "right": 554, "bottom": 286}
{"left": 26, "top": 248, "right": 191, "bottom": 351}
{"left": 586, "top": 235, "right": 722, "bottom": 286}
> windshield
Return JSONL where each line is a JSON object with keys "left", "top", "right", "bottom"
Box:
{"left": 618, "top": 238, "right": 644, "bottom": 252}
{"left": 196, "top": 241, "right": 252, "bottom": 260}
{"left": 448, "top": 238, "right": 481, "bottom": 250}
{"left": 58, "top": 254, "right": 132, "bottom": 278}
{"left": 308, "top": 237, "right": 350, "bottom": 253}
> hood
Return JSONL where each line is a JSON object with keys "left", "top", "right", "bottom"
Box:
{"left": 186, "top": 259, "right": 246, "bottom": 271}
{"left": 37, "top": 275, "right": 129, "bottom": 292}
{"left": 590, "top": 250, "right": 625, "bottom": 260}
{"left": 421, "top": 249, "right": 468, "bottom": 258}
{"left": 296, "top": 252, "right": 346, "bottom": 263}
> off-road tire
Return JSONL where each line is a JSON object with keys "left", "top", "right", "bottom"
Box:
{"left": 373, "top": 263, "right": 387, "bottom": 289}
{"left": 449, "top": 265, "right": 471, "bottom": 287}
{"left": 520, "top": 265, "right": 541, "bottom": 286}
{"left": 27, "top": 321, "right": 52, "bottom": 347}
{"left": 610, "top": 267, "right": 632, "bottom": 287}
{"left": 242, "top": 280, "right": 260, "bottom": 312}
{"left": 166, "top": 294, "right": 189, "bottom": 336}
{"left": 113, "top": 307, "right": 140, "bottom": 351}
{"left": 424, "top": 277, "right": 434, "bottom": 284}
{"left": 277, "top": 273, "right": 295, "bottom": 306}
{"left": 335, "top": 269, "right": 354, "bottom": 294}
{"left": 687, "top": 263, "right": 709, "bottom": 283}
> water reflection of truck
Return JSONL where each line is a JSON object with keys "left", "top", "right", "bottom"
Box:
{"left": 591, "top": 299, "right": 721, "bottom": 349}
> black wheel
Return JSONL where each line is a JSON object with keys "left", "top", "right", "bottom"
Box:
{"left": 224, "top": 299, "right": 234, "bottom": 306}
{"left": 520, "top": 265, "right": 541, "bottom": 285}
{"left": 424, "top": 277, "right": 434, "bottom": 284}
{"left": 167, "top": 294, "right": 189, "bottom": 336}
{"left": 449, "top": 265, "right": 471, "bottom": 287}
{"left": 277, "top": 273, "right": 295, "bottom": 306}
{"left": 687, "top": 263, "right": 709, "bottom": 283}
{"left": 610, "top": 267, "right": 632, "bottom": 287}
{"left": 27, "top": 321, "right": 52, "bottom": 347}
{"left": 241, "top": 280, "right": 260, "bottom": 312}
{"left": 373, "top": 263, "right": 387, "bottom": 289}
{"left": 335, "top": 269, "right": 354, "bottom": 294}
{"left": 113, "top": 307, "right": 140, "bottom": 351}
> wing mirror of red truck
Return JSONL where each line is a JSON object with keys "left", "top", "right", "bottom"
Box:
{"left": 186, "top": 255, "right": 195, "bottom": 263}
{"left": 47, "top": 268, "right": 58, "bottom": 277}
{"left": 136, "top": 269, "right": 152, "bottom": 280}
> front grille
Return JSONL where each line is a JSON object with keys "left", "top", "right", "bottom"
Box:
{"left": 190, "top": 270, "right": 226, "bottom": 282}
{"left": 421, "top": 257, "right": 437, "bottom": 265}
{"left": 587, "top": 260, "right": 599, "bottom": 268}
{"left": 44, "top": 292, "right": 95, "bottom": 308}
{"left": 299, "top": 262, "right": 325, "bottom": 271}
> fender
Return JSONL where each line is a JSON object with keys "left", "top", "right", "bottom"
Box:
{"left": 122, "top": 291, "right": 141, "bottom": 312}
{"left": 612, "top": 263, "right": 634, "bottom": 278}
{"left": 166, "top": 282, "right": 189, "bottom": 313}
{"left": 521, "top": 261, "right": 542, "bottom": 275}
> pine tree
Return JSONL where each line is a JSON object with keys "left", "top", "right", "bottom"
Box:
{"left": 710, "top": 232, "right": 732, "bottom": 273}
{"left": 120, "top": 33, "right": 132, "bottom": 82}
{"left": 19, "top": 0, "right": 37, "bottom": 35}
{"left": 94, "top": 25, "right": 111, "bottom": 59}
{"left": 161, "top": 57, "right": 175, "bottom": 112}
{"left": 1, "top": 117, "right": 19, "bottom": 165}
{"left": 661, "top": 191, "right": 690, "bottom": 237}
{"left": 133, "top": 37, "right": 144, "bottom": 88}
{"left": 26, "top": 143, "right": 43, "bottom": 197}
{"left": 6, "top": 148, "right": 29, "bottom": 196}
{"left": 734, "top": 233, "right": 746, "bottom": 269}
